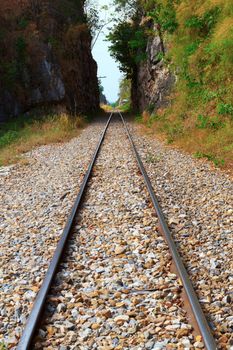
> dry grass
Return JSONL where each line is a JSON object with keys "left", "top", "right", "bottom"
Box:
{"left": 100, "top": 104, "right": 113, "bottom": 112}
{"left": 0, "top": 113, "right": 85, "bottom": 166}
{"left": 142, "top": 113, "right": 233, "bottom": 172}
{"left": 143, "top": 0, "right": 233, "bottom": 173}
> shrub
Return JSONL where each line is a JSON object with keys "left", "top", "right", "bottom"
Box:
{"left": 217, "top": 103, "right": 233, "bottom": 116}
{"left": 135, "top": 114, "right": 143, "bottom": 123}
{"left": 0, "top": 130, "right": 19, "bottom": 147}
{"left": 196, "top": 115, "right": 209, "bottom": 129}
{"left": 194, "top": 152, "right": 225, "bottom": 167}
{"left": 196, "top": 115, "right": 224, "bottom": 130}
{"left": 185, "top": 7, "right": 221, "bottom": 35}
{"left": 0, "top": 113, "right": 85, "bottom": 166}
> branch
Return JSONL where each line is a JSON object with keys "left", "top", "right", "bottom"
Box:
{"left": 91, "top": 19, "right": 112, "bottom": 50}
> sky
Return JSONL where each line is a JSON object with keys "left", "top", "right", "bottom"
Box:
{"left": 92, "top": 0, "right": 122, "bottom": 103}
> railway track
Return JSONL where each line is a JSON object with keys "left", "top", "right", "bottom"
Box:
{"left": 17, "top": 112, "right": 217, "bottom": 350}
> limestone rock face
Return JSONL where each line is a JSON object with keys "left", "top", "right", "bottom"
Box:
{"left": 29, "top": 46, "right": 65, "bottom": 105}
{"left": 133, "top": 24, "right": 174, "bottom": 112}
{"left": 0, "top": 0, "right": 99, "bottom": 121}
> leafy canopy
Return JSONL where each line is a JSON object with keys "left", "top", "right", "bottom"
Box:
{"left": 107, "top": 21, "right": 147, "bottom": 78}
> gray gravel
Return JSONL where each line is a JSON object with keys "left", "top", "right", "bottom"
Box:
{"left": 33, "top": 119, "right": 196, "bottom": 350}
{"left": 0, "top": 115, "right": 232, "bottom": 349}
{"left": 0, "top": 120, "right": 105, "bottom": 348}
{"left": 132, "top": 123, "right": 233, "bottom": 349}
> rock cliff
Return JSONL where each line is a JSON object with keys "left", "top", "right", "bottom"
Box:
{"left": 0, "top": 0, "right": 99, "bottom": 121}
{"left": 132, "top": 23, "right": 174, "bottom": 112}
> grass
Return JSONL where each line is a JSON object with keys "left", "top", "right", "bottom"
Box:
{"left": 100, "top": 104, "right": 113, "bottom": 113}
{"left": 100, "top": 102, "right": 132, "bottom": 113}
{"left": 118, "top": 102, "right": 132, "bottom": 113}
{"left": 0, "top": 112, "right": 85, "bottom": 166}
{"left": 136, "top": 0, "right": 233, "bottom": 172}
{"left": 139, "top": 111, "right": 233, "bottom": 170}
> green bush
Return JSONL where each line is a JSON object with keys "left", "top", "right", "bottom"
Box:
{"left": 135, "top": 114, "right": 143, "bottom": 123}
{"left": 185, "top": 7, "right": 221, "bottom": 35}
{"left": 184, "top": 41, "right": 201, "bottom": 56}
{"left": 202, "top": 90, "right": 218, "bottom": 102}
{"left": 107, "top": 22, "right": 147, "bottom": 78}
{"left": 194, "top": 152, "right": 225, "bottom": 167}
{"left": 196, "top": 115, "right": 209, "bottom": 129}
{"left": 217, "top": 103, "right": 233, "bottom": 115}
{"left": 149, "top": 1, "right": 178, "bottom": 34}
{"left": 0, "top": 130, "right": 19, "bottom": 148}
{"left": 196, "top": 115, "right": 224, "bottom": 130}
{"left": 209, "top": 116, "right": 224, "bottom": 130}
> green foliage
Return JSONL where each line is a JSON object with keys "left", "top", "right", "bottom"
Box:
{"left": 135, "top": 114, "right": 143, "bottom": 123}
{"left": 129, "top": 29, "right": 147, "bottom": 49}
{"left": 185, "top": 7, "right": 221, "bottom": 35}
{"left": 194, "top": 152, "right": 225, "bottom": 167}
{"left": 120, "top": 101, "right": 131, "bottom": 112}
{"left": 149, "top": 0, "right": 178, "bottom": 34}
{"left": 196, "top": 115, "right": 224, "bottom": 130}
{"left": 107, "top": 22, "right": 147, "bottom": 78}
{"left": 196, "top": 115, "right": 209, "bottom": 129}
{"left": 0, "top": 130, "right": 19, "bottom": 148}
{"left": 217, "top": 103, "right": 233, "bottom": 116}
{"left": 110, "top": 101, "right": 118, "bottom": 107}
{"left": 118, "top": 77, "right": 131, "bottom": 103}
{"left": 128, "top": 0, "right": 233, "bottom": 168}
{"left": 224, "top": 143, "right": 233, "bottom": 151}
{"left": 202, "top": 89, "right": 218, "bottom": 102}
{"left": 185, "top": 16, "right": 203, "bottom": 29}
{"left": 0, "top": 114, "right": 38, "bottom": 149}
{"left": 156, "top": 51, "right": 164, "bottom": 61}
{"left": 0, "top": 112, "right": 86, "bottom": 166}
{"left": 184, "top": 40, "right": 201, "bottom": 56}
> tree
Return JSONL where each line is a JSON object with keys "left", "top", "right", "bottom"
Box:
{"left": 84, "top": 0, "right": 112, "bottom": 50}
{"left": 107, "top": 21, "right": 147, "bottom": 78}
{"left": 118, "top": 77, "right": 131, "bottom": 104}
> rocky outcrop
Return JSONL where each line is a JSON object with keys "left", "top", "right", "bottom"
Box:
{"left": 132, "top": 23, "right": 174, "bottom": 112}
{"left": 0, "top": 0, "right": 99, "bottom": 121}
{"left": 100, "top": 91, "right": 107, "bottom": 105}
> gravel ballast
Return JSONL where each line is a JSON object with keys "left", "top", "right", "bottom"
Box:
{"left": 0, "top": 120, "right": 104, "bottom": 348}
{"left": 33, "top": 119, "right": 196, "bottom": 350}
{"left": 132, "top": 123, "right": 233, "bottom": 349}
{"left": 0, "top": 115, "right": 232, "bottom": 349}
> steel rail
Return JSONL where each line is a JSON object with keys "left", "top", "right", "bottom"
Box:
{"left": 118, "top": 111, "right": 217, "bottom": 350}
{"left": 17, "top": 113, "right": 113, "bottom": 350}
